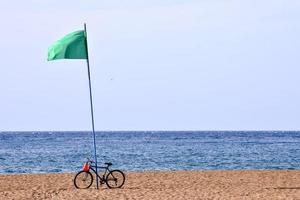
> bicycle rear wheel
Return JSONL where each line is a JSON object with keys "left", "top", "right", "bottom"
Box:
{"left": 106, "top": 170, "right": 125, "bottom": 188}
{"left": 74, "top": 171, "right": 93, "bottom": 189}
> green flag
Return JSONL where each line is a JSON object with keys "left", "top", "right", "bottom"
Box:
{"left": 48, "top": 30, "right": 87, "bottom": 61}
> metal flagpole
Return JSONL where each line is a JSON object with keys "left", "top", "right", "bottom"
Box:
{"left": 84, "top": 23, "right": 99, "bottom": 189}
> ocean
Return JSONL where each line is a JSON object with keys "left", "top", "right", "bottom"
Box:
{"left": 0, "top": 131, "right": 300, "bottom": 174}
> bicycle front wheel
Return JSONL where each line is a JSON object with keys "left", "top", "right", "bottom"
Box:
{"left": 74, "top": 170, "right": 93, "bottom": 189}
{"left": 106, "top": 170, "right": 125, "bottom": 188}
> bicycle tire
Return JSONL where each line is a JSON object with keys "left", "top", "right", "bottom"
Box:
{"left": 74, "top": 170, "right": 93, "bottom": 189}
{"left": 105, "top": 170, "right": 125, "bottom": 188}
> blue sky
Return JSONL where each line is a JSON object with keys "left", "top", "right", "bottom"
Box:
{"left": 0, "top": 0, "right": 300, "bottom": 131}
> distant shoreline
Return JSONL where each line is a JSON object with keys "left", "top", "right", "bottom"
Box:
{"left": 2, "top": 130, "right": 300, "bottom": 133}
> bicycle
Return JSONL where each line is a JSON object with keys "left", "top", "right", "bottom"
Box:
{"left": 74, "top": 159, "right": 125, "bottom": 189}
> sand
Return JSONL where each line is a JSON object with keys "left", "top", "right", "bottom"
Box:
{"left": 1, "top": 170, "right": 300, "bottom": 199}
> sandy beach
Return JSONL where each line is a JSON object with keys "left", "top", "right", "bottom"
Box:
{"left": 1, "top": 170, "right": 300, "bottom": 199}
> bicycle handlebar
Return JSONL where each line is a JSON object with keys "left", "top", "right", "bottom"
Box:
{"left": 86, "top": 158, "right": 112, "bottom": 166}
{"left": 86, "top": 158, "right": 94, "bottom": 164}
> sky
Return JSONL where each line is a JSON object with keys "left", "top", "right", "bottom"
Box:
{"left": 0, "top": 0, "right": 300, "bottom": 131}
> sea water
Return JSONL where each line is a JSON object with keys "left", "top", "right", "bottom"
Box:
{"left": 0, "top": 131, "right": 300, "bottom": 174}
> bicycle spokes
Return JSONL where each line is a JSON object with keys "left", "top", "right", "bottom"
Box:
{"left": 82, "top": 173, "right": 88, "bottom": 181}
{"left": 105, "top": 170, "right": 125, "bottom": 188}
{"left": 74, "top": 171, "right": 93, "bottom": 189}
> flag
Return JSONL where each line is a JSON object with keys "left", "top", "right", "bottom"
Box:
{"left": 48, "top": 24, "right": 100, "bottom": 189}
{"left": 48, "top": 30, "right": 87, "bottom": 61}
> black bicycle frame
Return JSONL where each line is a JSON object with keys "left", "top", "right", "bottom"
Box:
{"left": 89, "top": 165, "right": 111, "bottom": 182}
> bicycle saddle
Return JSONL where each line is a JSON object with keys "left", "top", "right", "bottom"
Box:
{"left": 105, "top": 162, "right": 112, "bottom": 166}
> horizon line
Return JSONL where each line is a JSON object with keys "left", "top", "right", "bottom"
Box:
{"left": 1, "top": 130, "right": 300, "bottom": 133}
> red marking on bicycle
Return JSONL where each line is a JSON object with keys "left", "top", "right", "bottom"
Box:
{"left": 83, "top": 162, "right": 89, "bottom": 172}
